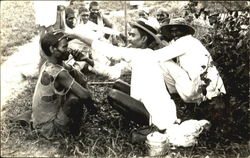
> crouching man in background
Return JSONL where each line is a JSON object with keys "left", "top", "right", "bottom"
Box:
{"left": 32, "top": 30, "right": 97, "bottom": 140}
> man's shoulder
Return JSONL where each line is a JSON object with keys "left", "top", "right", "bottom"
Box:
{"left": 43, "top": 62, "right": 65, "bottom": 76}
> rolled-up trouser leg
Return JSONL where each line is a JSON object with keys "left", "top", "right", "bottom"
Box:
{"left": 108, "top": 89, "right": 149, "bottom": 125}
{"left": 113, "top": 79, "right": 131, "bottom": 95}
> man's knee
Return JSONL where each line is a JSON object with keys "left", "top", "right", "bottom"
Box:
{"left": 67, "top": 93, "right": 81, "bottom": 104}
{"left": 113, "top": 79, "right": 130, "bottom": 95}
{"left": 178, "top": 91, "right": 195, "bottom": 103}
{"left": 107, "top": 89, "right": 133, "bottom": 107}
{"left": 108, "top": 89, "right": 121, "bottom": 102}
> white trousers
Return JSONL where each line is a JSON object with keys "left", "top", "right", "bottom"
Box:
{"left": 130, "top": 57, "right": 177, "bottom": 130}
{"left": 160, "top": 61, "right": 205, "bottom": 103}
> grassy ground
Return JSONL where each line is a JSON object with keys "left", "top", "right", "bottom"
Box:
{"left": 1, "top": 73, "right": 249, "bottom": 157}
{"left": 0, "top": 1, "right": 37, "bottom": 63}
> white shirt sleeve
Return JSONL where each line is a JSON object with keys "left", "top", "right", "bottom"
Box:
{"left": 153, "top": 36, "right": 188, "bottom": 62}
{"left": 91, "top": 40, "right": 153, "bottom": 62}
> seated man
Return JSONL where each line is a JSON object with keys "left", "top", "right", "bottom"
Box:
{"left": 156, "top": 8, "right": 170, "bottom": 26}
{"left": 88, "top": 1, "right": 113, "bottom": 39}
{"left": 32, "top": 30, "right": 97, "bottom": 140}
{"left": 107, "top": 18, "right": 166, "bottom": 127}
{"left": 67, "top": 17, "right": 226, "bottom": 135}
{"left": 89, "top": 1, "right": 113, "bottom": 28}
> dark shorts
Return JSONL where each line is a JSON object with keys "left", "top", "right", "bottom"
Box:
{"left": 35, "top": 107, "right": 71, "bottom": 140}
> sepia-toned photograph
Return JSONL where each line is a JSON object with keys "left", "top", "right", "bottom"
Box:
{"left": 1, "top": 1, "right": 249, "bottom": 157}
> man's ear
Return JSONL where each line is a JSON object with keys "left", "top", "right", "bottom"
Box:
{"left": 141, "top": 36, "right": 148, "bottom": 43}
{"left": 49, "top": 46, "right": 56, "bottom": 54}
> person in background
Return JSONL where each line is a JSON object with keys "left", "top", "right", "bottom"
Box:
{"left": 70, "top": 6, "right": 129, "bottom": 80}
{"left": 89, "top": 1, "right": 113, "bottom": 39}
{"left": 32, "top": 30, "right": 97, "bottom": 140}
{"left": 156, "top": 8, "right": 170, "bottom": 26}
{"left": 65, "top": 7, "right": 77, "bottom": 29}
{"left": 138, "top": 8, "right": 160, "bottom": 31}
{"left": 78, "top": 6, "right": 90, "bottom": 25}
{"left": 138, "top": 8, "right": 150, "bottom": 20}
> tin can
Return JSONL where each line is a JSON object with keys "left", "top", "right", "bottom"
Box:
{"left": 146, "top": 131, "right": 169, "bottom": 156}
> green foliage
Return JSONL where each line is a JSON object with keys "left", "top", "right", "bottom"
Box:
{"left": 185, "top": 5, "right": 250, "bottom": 144}
{"left": 0, "top": 1, "right": 37, "bottom": 57}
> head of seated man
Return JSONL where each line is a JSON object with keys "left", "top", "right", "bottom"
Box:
{"left": 41, "top": 30, "right": 71, "bottom": 62}
{"left": 89, "top": 1, "right": 100, "bottom": 18}
{"left": 128, "top": 18, "right": 161, "bottom": 50}
{"left": 156, "top": 8, "right": 170, "bottom": 24}
{"left": 79, "top": 7, "right": 90, "bottom": 24}
{"left": 160, "top": 17, "right": 195, "bottom": 42}
{"left": 138, "top": 8, "right": 149, "bottom": 20}
{"left": 65, "top": 7, "right": 77, "bottom": 29}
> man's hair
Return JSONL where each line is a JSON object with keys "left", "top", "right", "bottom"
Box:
{"left": 40, "top": 31, "right": 67, "bottom": 56}
{"left": 79, "top": 7, "right": 89, "bottom": 15}
{"left": 65, "top": 7, "right": 75, "bottom": 19}
{"left": 89, "top": 1, "right": 99, "bottom": 10}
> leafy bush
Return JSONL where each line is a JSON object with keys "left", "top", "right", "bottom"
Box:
{"left": 183, "top": 4, "right": 250, "bottom": 145}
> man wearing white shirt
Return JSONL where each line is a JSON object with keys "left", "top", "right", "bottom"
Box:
{"left": 67, "top": 18, "right": 226, "bottom": 132}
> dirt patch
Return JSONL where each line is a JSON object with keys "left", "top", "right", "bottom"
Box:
{"left": 1, "top": 36, "right": 40, "bottom": 111}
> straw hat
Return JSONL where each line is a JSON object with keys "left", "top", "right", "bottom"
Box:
{"left": 129, "top": 18, "right": 162, "bottom": 44}
{"left": 160, "top": 17, "right": 195, "bottom": 35}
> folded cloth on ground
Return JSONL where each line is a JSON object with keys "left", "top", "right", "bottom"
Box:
{"left": 165, "top": 119, "right": 210, "bottom": 147}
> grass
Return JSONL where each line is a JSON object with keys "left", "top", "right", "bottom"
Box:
{"left": 0, "top": 1, "right": 37, "bottom": 63}
{"left": 1, "top": 73, "right": 249, "bottom": 157}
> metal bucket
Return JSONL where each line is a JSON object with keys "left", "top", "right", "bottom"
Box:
{"left": 146, "top": 132, "right": 169, "bottom": 156}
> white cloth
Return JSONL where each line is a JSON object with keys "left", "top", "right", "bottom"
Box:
{"left": 166, "top": 119, "right": 210, "bottom": 147}
{"left": 34, "top": 1, "right": 69, "bottom": 27}
{"left": 131, "top": 56, "right": 177, "bottom": 129}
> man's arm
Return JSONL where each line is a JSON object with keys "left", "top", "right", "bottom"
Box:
{"left": 153, "top": 38, "right": 186, "bottom": 62}
{"left": 57, "top": 70, "right": 91, "bottom": 100}
{"left": 67, "top": 32, "right": 153, "bottom": 62}
{"left": 102, "top": 15, "right": 113, "bottom": 28}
